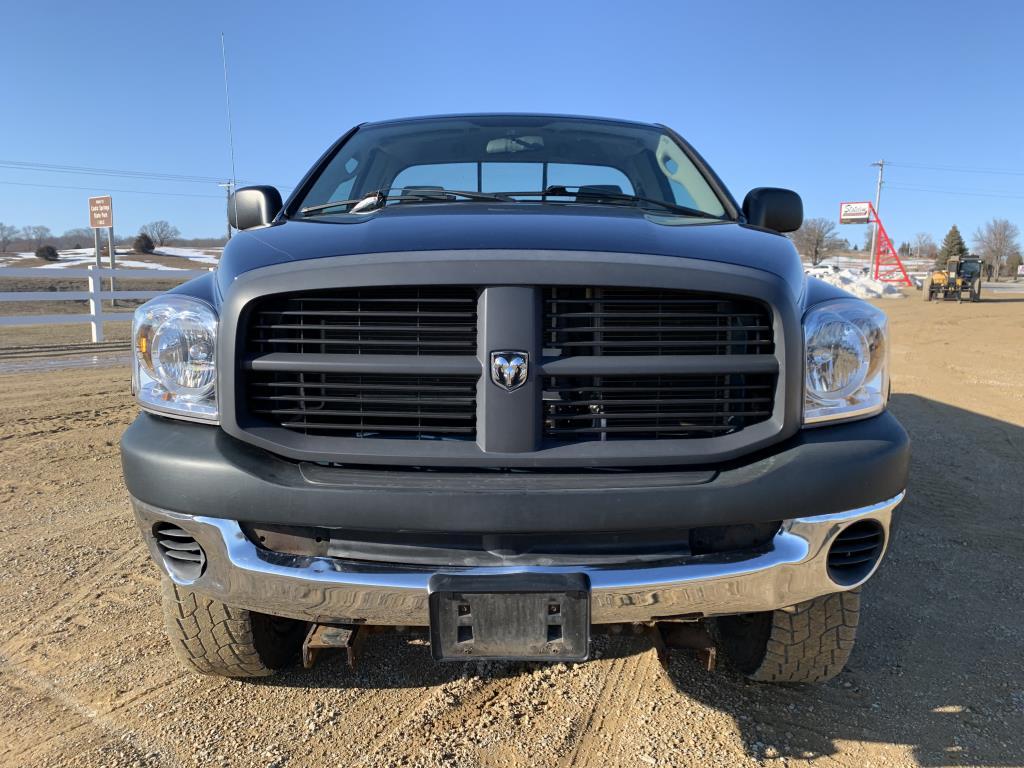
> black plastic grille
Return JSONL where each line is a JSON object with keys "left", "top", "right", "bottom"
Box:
{"left": 247, "top": 286, "right": 478, "bottom": 356}
{"left": 544, "top": 287, "right": 773, "bottom": 356}
{"left": 247, "top": 372, "right": 478, "bottom": 439}
{"left": 827, "top": 520, "right": 885, "bottom": 585}
{"left": 543, "top": 374, "right": 775, "bottom": 440}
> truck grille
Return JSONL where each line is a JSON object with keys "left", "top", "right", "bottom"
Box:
{"left": 543, "top": 374, "right": 775, "bottom": 440}
{"left": 237, "top": 282, "right": 780, "bottom": 457}
{"left": 544, "top": 287, "right": 772, "bottom": 356}
{"left": 247, "top": 372, "right": 477, "bottom": 438}
{"left": 247, "top": 286, "right": 478, "bottom": 356}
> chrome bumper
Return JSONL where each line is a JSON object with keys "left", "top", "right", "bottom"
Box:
{"left": 132, "top": 492, "right": 903, "bottom": 625}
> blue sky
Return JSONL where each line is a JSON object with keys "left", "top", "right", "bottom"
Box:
{"left": 3, "top": 1, "right": 1022, "bottom": 247}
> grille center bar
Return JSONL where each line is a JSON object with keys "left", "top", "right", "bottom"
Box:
{"left": 476, "top": 287, "right": 542, "bottom": 453}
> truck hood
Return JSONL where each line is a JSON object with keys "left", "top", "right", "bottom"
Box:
{"left": 217, "top": 203, "right": 804, "bottom": 294}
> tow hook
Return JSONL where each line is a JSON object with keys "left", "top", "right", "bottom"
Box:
{"left": 302, "top": 623, "right": 364, "bottom": 670}
{"left": 651, "top": 622, "right": 717, "bottom": 672}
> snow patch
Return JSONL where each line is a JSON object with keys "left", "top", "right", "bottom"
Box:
{"left": 112, "top": 259, "right": 189, "bottom": 271}
{"left": 806, "top": 266, "right": 906, "bottom": 299}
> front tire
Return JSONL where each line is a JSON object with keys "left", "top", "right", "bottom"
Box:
{"left": 714, "top": 589, "right": 860, "bottom": 684}
{"left": 160, "top": 579, "right": 306, "bottom": 678}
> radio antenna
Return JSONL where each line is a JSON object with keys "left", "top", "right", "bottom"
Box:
{"left": 220, "top": 32, "right": 238, "bottom": 240}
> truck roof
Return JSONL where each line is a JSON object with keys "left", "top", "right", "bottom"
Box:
{"left": 360, "top": 112, "right": 663, "bottom": 130}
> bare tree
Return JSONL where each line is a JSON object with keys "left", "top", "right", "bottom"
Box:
{"left": 0, "top": 222, "right": 17, "bottom": 253}
{"left": 790, "top": 218, "right": 844, "bottom": 265}
{"left": 973, "top": 218, "right": 1021, "bottom": 282}
{"left": 912, "top": 232, "right": 938, "bottom": 263}
{"left": 22, "top": 225, "right": 52, "bottom": 251}
{"left": 140, "top": 220, "right": 181, "bottom": 248}
{"left": 60, "top": 228, "right": 95, "bottom": 250}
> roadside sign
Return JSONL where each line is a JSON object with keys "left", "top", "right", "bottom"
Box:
{"left": 839, "top": 201, "right": 872, "bottom": 224}
{"left": 89, "top": 196, "right": 113, "bottom": 229}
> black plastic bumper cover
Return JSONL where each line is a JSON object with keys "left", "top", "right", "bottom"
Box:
{"left": 120, "top": 411, "right": 909, "bottom": 533}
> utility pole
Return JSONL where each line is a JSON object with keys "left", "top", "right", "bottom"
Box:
{"left": 220, "top": 33, "right": 238, "bottom": 242}
{"left": 868, "top": 160, "right": 885, "bottom": 262}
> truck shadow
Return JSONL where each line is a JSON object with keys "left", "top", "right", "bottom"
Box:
{"left": 661, "top": 393, "right": 1024, "bottom": 766}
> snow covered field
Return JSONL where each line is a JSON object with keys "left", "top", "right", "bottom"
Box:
{"left": 0, "top": 246, "right": 221, "bottom": 270}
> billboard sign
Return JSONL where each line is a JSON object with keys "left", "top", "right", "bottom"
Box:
{"left": 839, "top": 201, "right": 872, "bottom": 224}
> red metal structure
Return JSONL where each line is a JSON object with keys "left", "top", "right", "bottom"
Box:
{"left": 839, "top": 202, "right": 912, "bottom": 286}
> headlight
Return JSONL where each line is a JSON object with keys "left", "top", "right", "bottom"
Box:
{"left": 803, "top": 299, "right": 888, "bottom": 425}
{"left": 133, "top": 296, "right": 218, "bottom": 421}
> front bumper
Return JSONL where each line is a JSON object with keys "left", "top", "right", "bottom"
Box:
{"left": 132, "top": 492, "right": 904, "bottom": 625}
{"left": 121, "top": 411, "right": 910, "bottom": 532}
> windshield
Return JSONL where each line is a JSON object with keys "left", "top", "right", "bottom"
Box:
{"left": 294, "top": 116, "right": 729, "bottom": 218}
{"left": 960, "top": 261, "right": 981, "bottom": 278}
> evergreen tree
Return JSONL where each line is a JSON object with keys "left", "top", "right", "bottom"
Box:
{"left": 937, "top": 225, "right": 969, "bottom": 267}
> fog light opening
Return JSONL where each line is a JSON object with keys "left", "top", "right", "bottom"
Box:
{"left": 154, "top": 523, "right": 207, "bottom": 582}
{"left": 826, "top": 520, "right": 885, "bottom": 586}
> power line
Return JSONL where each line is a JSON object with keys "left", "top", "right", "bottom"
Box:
{"left": 887, "top": 184, "right": 1024, "bottom": 200}
{"left": 0, "top": 159, "right": 227, "bottom": 184}
{"left": 887, "top": 161, "right": 1024, "bottom": 177}
{"left": 0, "top": 158, "right": 292, "bottom": 192}
{"left": 0, "top": 179, "right": 223, "bottom": 199}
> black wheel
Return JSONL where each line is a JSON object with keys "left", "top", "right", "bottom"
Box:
{"left": 161, "top": 579, "right": 307, "bottom": 678}
{"left": 713, "top": 589, "right": 860, "bottom": 684}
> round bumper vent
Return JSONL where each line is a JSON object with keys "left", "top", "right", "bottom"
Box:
{"left": 154, "top": 524, "right": 207, "bottom": 581}
{"left": 827, "top": 520, "right": 885, "bottom": 586}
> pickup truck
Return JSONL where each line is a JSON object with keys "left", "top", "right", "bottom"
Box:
{"left": 121, "top": 114, "right": 909, "bottom": 684}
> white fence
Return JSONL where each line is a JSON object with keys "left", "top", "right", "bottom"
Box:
{"left": 0, "top": 265, "right": 210, "bottom": 342}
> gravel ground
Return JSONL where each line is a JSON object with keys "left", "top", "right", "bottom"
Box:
{"left": 1, "top": 296, "right": 1023, "bottom": 767}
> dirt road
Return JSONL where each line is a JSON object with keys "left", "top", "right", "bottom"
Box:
{"left": 1, "top": 296, "right": 1022, "bottom": 768}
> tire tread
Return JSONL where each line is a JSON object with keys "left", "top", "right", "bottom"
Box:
{"left": 160, "top": 579, "right": 278, "bottom": 678}
{"left": 745, "top": 589, "right": 861, "bottom": 684}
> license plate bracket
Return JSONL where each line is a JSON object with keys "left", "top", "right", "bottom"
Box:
{"left": 428, "top": 573, "right": 590, "bottom": 662}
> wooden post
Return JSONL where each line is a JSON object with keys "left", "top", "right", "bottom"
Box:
{"left": 87, "top": 265, "right": 104, "bottom": 343}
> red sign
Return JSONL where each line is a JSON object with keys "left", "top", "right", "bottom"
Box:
{"left": 839, "top": 201, "right": 871, "bottom": 224}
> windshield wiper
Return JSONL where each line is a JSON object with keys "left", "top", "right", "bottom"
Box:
{"left": 494, "top": 186, "right": 723, "bottom": 218}
{"left": 300, "top": 188, "right": 512, "bottom": 216}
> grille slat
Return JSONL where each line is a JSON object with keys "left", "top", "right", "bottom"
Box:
{"left": 556, "top": 339, "right": 774, "bottom": 349}
{"left": 252, "top": 337, "right": 476, "bottom": 349}
{"left": 277, "top": 422, "right": 475, "bottom": 434}
{"left": 253, "top": 395, "right": 475, "bottom": 405}
{"left": 554, "top": 410, "right": 773, "bottom": 421}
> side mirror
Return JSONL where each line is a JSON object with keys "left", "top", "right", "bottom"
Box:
{"left": 742, "top": 188, "right": 803, "bottom": 233}
{"left": 229, "top": 186, "right": 283, "bottom": 231}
